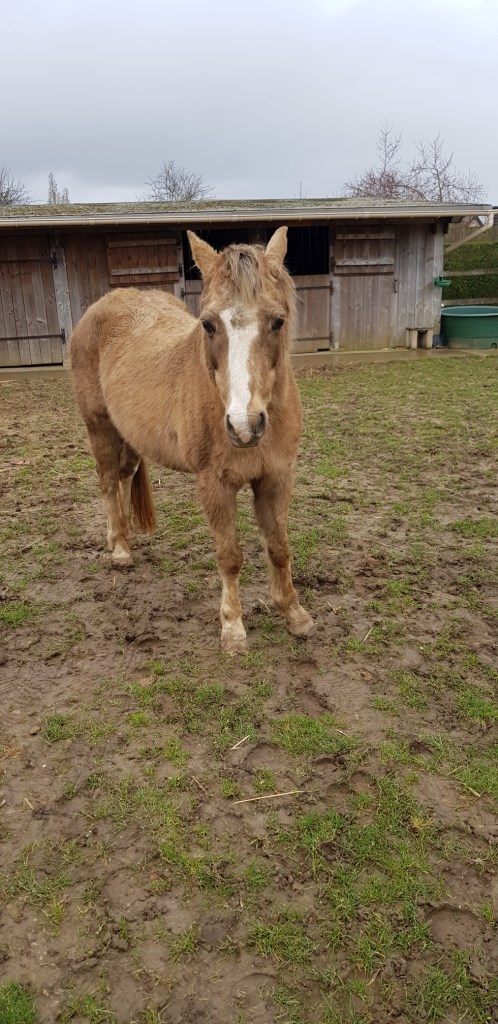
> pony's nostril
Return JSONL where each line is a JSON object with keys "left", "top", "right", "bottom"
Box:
{"left": 256, "top": 412, "right": 266, "bottom": 435}
{"left": 226, "top": 415, "right": 237, "bottom": 437}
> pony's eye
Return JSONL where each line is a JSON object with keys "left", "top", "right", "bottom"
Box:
{"left": 202, "top": 320, "right": 215, "bottom": 337}
{"left": 271, "top": 318, "right": 284, "bottom": 332}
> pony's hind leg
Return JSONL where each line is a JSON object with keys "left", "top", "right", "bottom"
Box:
{"left": 198, "top": 472, "right": 247, "bottom": 655}
{"left": 252, "top": 473, "right": 314, "bottom": 638}
{"left": 118, "top": 441, "right": 140, "bottom": 540}
{"left": 87, "top": 417, "right": 134, "bottom": 567}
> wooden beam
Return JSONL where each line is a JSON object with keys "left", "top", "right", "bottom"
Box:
{"left": 175, "top": 234, "right": 185, "bottom": 302}
{"left": 336, "top": 232, "right": 395, "bottom": 240}
{"left": 50, "top": 240, "right": 73, "bottom": 363}
{"left": 109, "top": 266, "right": 178, "bottom": 277}
{"left": 335, "top": 257, "right": 394, "bottom": 267}
{"left": 441, "top": 268, "right": 498, "bottom": 277}
{"left": 107, "top": 238, "right": 177, "bottom": 248}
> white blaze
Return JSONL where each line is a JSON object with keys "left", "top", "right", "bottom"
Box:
{"left": 220, "top": 308, "right": 257, "bottom": 439}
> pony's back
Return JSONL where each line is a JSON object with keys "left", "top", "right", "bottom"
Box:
{"left": 70, "top": 287, "right": 196, "bottom": 421}
{"left": 71, "top": 287, "right": 193, "bottom": 360}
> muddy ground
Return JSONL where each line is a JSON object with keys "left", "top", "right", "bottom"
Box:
{"left": 0, "top": 356, "right": 497, "bottom": 1024}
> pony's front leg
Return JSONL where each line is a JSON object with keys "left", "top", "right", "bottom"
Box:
{"left": 252, "top": 473, "right": 314, "bottom": 638}
{"left": 198, "top": 474, "right": 247, "bottom": 656}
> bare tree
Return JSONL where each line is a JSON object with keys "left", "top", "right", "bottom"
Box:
{"left": 344, "top": 124, "right": 486, "bottom": 203}
{"left": 0, "top": 165, "right": 33, "bottom": 205}
{"left": 47, "top": 172, "right": 70, "bottom": 204}
{"left": 408, "top": 135, "right": 485, "bottom": 203}
{"left": 343, "top": 124, "right": 409, "bottom": 200}
{"left": 143, "top": 160, "right": 214, "bottom": 202}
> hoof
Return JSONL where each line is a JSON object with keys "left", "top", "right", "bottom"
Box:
{"left": 221, "top": 620, "right": 248, "bottom": 657}
{"left": 287, "top": 608, "right": 315, "bottom": 638}
{"left": 111, "top": 542, "right": 134, "bottom": 568}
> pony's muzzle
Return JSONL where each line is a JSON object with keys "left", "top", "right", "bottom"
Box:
{"left": 226, "top": 412, "right": 267, "bottom": 447}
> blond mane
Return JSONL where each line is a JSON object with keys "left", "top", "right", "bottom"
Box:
{"left": 214, "top": 242, "right": 297, "bottom": 340}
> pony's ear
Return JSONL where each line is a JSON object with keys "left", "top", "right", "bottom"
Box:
{"left": 187, "top": 231, "right": 219, "bottom": 278}
{"left": 265, "top": 226, "right": 288, "bottom": 265}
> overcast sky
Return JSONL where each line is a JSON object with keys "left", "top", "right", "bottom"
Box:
{"left": 2, "top": 0, "right": 496, "bottom": 205}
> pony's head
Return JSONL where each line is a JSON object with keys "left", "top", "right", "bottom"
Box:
{"left": 188, "top": 227, "right": 296, "bottom": 448}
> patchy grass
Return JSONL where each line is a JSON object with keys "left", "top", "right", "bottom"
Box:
{"left": 455, "top": 685, "right": 498, "bottom": 723}
{"left": 0, "top": 847, "right": 69, "bottom": 936}
{"left": 169, "top": 926, "right": 200, "bottom": 961}
{"left": 60, "top": 994, "right": 116, "bottom": 1023}
{"left": 452, "top": 517, "right": 498, "bottom": 539}
{"left": 0, "top": 600, "right": 34, "bottom": 626}
{"left": 0, "top": 983, "right": 37, "bottom": 1024}
{"left": 272, "top": 714, "right": 357, "bottom": 759}
{"left": 249, "top": 910, "right": 317, "bottom": 967}
{"left": 1, "top": 360, "right": 497, "bottom": 1024}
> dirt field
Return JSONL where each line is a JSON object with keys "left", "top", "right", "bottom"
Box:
{"left": 1, "top": 356, "right": 497, "bottom": 1024}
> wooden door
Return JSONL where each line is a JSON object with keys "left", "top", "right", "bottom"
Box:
{"left": 106, "top": 235, "right": 180, "bottom": 293}
{"left": 0, "top": 235, "right": 64, "bottom": 366}
{"left": 293, "top": 275, "right": 331, "bottom": 352}
{"left": 331, "top": 230, "right": 396, "bottom": 350}
{"left": 182, "top": 279, "right": 203, "bottom": 318}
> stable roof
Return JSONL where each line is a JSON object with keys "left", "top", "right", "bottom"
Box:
{"left": 0, "top": 197, "right": 492, "bottom": 230}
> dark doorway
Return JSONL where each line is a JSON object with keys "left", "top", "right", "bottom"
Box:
{"left": 183, "top": 228, "right": 250, "bottom": 280}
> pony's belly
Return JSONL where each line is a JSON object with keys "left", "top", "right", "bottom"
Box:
{"left": 109, "top": 407, "right": 192, "bottom": 474}
{"left": 146, "top": 432, "right": 192, "bottom": 474}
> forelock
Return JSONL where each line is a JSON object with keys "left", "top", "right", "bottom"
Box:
{"left": 223, "top": 245, "right": 265, "bottom": 305}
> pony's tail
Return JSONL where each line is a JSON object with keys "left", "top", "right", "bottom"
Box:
{"left": 131, "top": 459, "right": 157, "bottom": 533}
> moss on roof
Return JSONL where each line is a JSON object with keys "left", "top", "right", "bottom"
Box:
{"left": 0, "top": 197, "right": 490, "bottom": 221}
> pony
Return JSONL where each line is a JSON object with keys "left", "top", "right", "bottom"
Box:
{"left": 70, "top": 227, "right": 314, "bottom": 654}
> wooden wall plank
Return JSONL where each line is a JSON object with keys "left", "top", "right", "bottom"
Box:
{"left": 330, "top": 278, "right": 340, "bottom": 349}
{"left": 0, "top": 235, "right": 60, "bottom": 365}
{"left": 64, "top": 234, "right": 111, "bottom": 330}
{"left": 331, "top": 228, "right": 396, "bottom": 349}
{"left": 74, "top": 237, "right": 92, "bottom": 316}
{"left": 86, "top": 237, "right": 103, "bottom": 310}
{"left": 336, "top": 231, "right": 395, "bottom": 240}
{"left": 380, "top": 274, "right": 391, "bottom": 345}
{"left": 6, "top": 240, "right": 31, "bottom": 364}
{"left": 50, "top": 241, "right": 72, "bottom": 362}
{"left": 422, "top": 228, "right": 436, "bottom": 327}
{"left": 432, "top": 225, "right": 445, "bottom": 329}
{"left": 389, "top": 231, "right": 401, "bottom": 344}
{"left": 354, "top": 275, "right": 364, "bottom": 348}
{"left": 0, "top": 238, "right": 21, "bottom": 365}
{"left": 18, "top": 237, "right": 42, "bottom": 364}
{"left": 364, "top": 261, "right": 374, "bottom": 346}
{"left": 30, "top": 239, "right": 53, "bottom": 364}
{"left": 64, "top": 236, "right": 84, "bottom": 325}
{"left": 414, "top": 226, "right": 426, "bottom": 327}
{"left": 106, "top": 232, "right": 179, "bottom": 288}
{"left": 107, "top": 238, "right": 177, "bottom": 249}
{"left": 0, "top": 238, "right": 7, "bottom": 341}
{"left": 396, "top": 227, "right": 410, "bottom": 344}
{"left": 39, "top": 244, "right": 62, "bottom": 357}
{"left": 405, "top": 225, "right": 418, "bottom": 328}
{"left": 175, "top": 235, "right": 185, "bottom": 301}
{"left": 184, "top": 280, "right": 203, "bottom": 317}
{"left": 293, "top": 274, "right": 330, "bottom": 350}
{"left": 394, "top": 224, "right": 441, "bottom": 343}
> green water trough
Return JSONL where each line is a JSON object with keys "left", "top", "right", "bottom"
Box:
{"left": 441, "top": 306, "right": 498, "bottom": 350}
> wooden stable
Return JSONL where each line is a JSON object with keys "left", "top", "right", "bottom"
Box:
{"left": 0, "top": 198, "right": 492, "bottom": 367}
